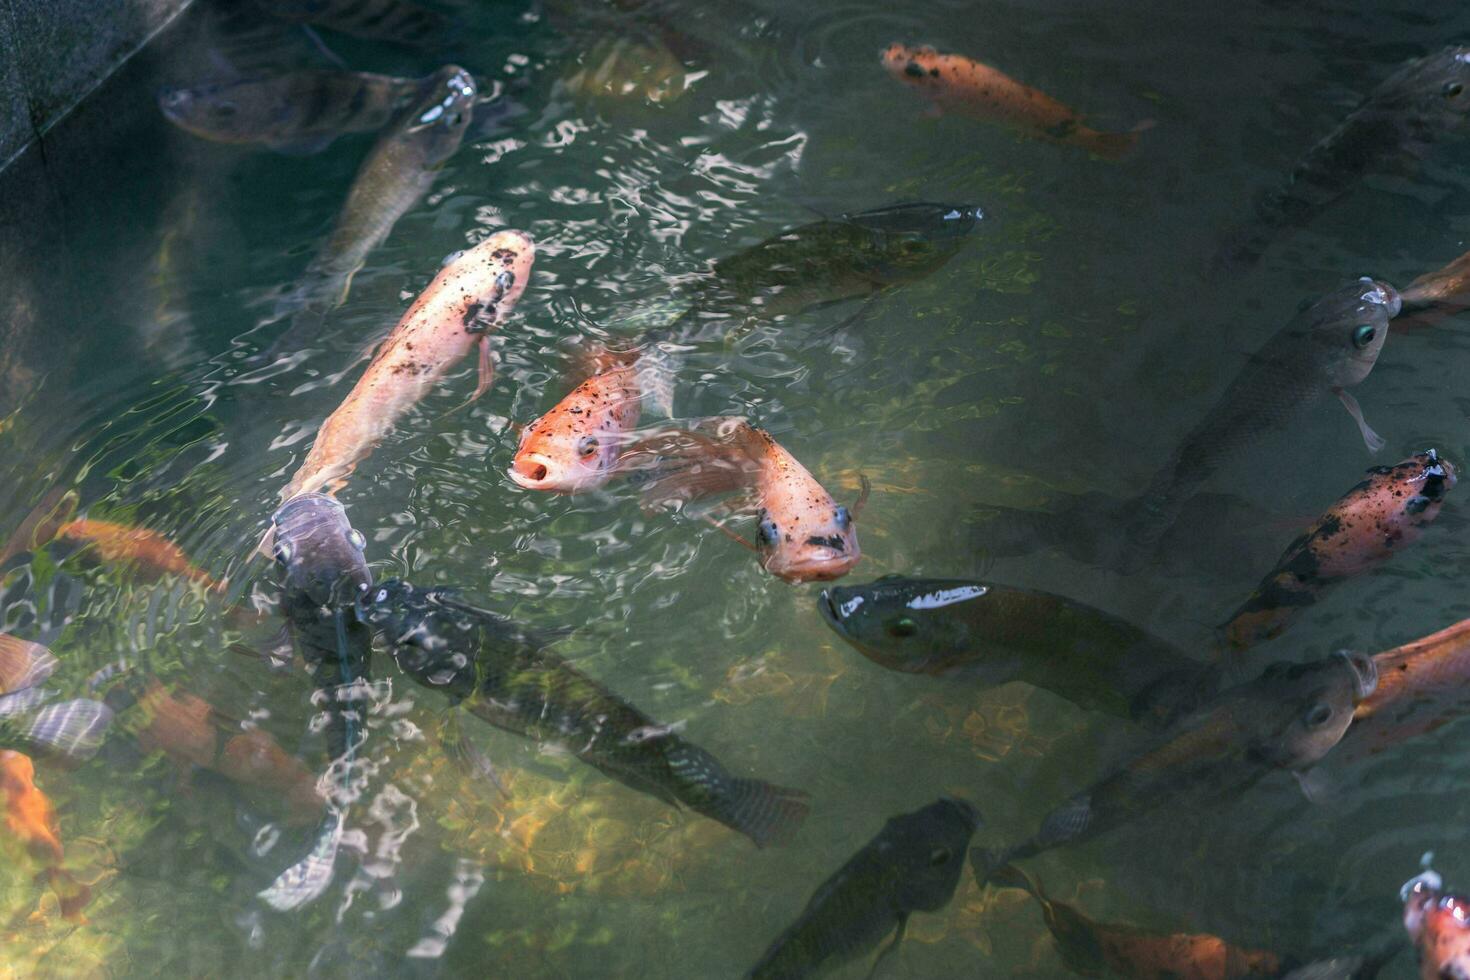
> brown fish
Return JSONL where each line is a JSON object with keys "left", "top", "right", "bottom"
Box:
{"left": 273, "top": 230, "right": 535, "bottom": 509}
{"left": 995, "top": 865, "right": 1281, "bottom": 979}
{"left": 1221, "top": 451, "right": 1455, "bottom": 651}
{"left": 880, "top": 43, "right": 1149, "bottom": 159}
{"left": 1396, "top": 248, "right": 1470, "bottom": 330}
{"left": 1338, "top": 616, "right": 1470, "bottom": 762}
{"left": 55, "top": 518, "right": 225, "bottom": 592}
{"left": 623, "top": 417, "right": 866, "bottom": 583}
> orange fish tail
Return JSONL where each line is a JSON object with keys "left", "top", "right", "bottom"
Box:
{"left": 1080, "top": 121, "right": 1152, "bottom": 161}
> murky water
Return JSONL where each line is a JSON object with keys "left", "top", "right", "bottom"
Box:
{"left": 4, "top": 0, "right": 1470, "bottom": 975}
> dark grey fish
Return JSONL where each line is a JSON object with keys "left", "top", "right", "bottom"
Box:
{"left": 1217, "top": 46, "right": 1470, "bottom": 270}
{"left": 158, "top": 70, "right": 420, "bottom": 154}
{"left": 260, "top": 492, "right": 375, "bottom": 911}
{"left": 253, "top": 0, "right": 452, "bottom": 46}
{"left": 1123, "top": 278, "right": 1399, "bottom": 566}
{"left": 355, "top": 579, "right": 810, "bottom": 847}
{"left": 265, "top": 65, "right": 476, "bottom": 358}
{"left": 749, "top": 797, "right": 978, "bottom": 979}
{"left": 819, "top": 575, "right": 1219, "bottom": 729}
{"left": 669, "top": 202, "right": 983, "bottom": 332}
{"left": 971, "top": 651, "right": 1376, "bottom": 885}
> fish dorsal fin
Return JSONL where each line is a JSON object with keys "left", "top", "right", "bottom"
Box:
{"left": 618, "top": 420, "right": 764, "bottom": 511}
{"left": 0, "top": 635, "right": 57, "bottom": 695}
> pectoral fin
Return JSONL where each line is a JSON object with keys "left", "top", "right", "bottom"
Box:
{"left": 867, "top": 914, "right": 908, "bottom": 979}
{"left": 1333, "top": 387, "right": 1385, "bottom": 453}
{"left": 1295, "top": 767, "right": 1334, "bottom": 804}
{"left": 635, "top": 346, "right": 679, "bottom": 418}
{"left": 472, "top": 336, "right": 495, "bottom": 403}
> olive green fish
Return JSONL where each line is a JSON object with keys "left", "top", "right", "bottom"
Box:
{"left": 971, "top": 651, "right": 1376, "bottom": 884}
{"left": 818, "top": 575, "right": 1219, "bottom": 729}
{"left": 158, "top": 70, "right": 420, "bottom": 154}
{"left": 1217, "top": 46, "right": 1470, "bottom": 270}
{"left": 749, "top": 797, "right": 978, "bottom": 979}
{"left": 264, "top": 65, "right": 475, "bottom": 359}
{"left": 254, "top": 0, "right": 451, "bottom": 46}
{"left": 1123, "top": 278, "right": 1399, "bottom": 567}
{"left": 355, "top": 579, "right": 810, "bottom": 848}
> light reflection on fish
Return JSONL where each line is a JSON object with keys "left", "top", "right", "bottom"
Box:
{"left": 158, "top": 70, "right": 421, "bottom": 154}
{"left": 356, "top": 579, "right": 810, "bottom": 847}
{"left": 1123, "top": 278, "right": 1399, "bottom": 567}
{"left": 1217, "top": 46, "right": 1470, "bottom": 271}
{"left": 1403, "top": 867, "right": 1470, "bottom": 980}
{"left": 971, "top": 651, "right": 1376, "bottom": 884}
{"left": 819, "top": 575, "right": 1219, "bottom": 729}
{"left": 1221, "top": 452, "right": 1454, "bottom": 651}
{"left": 749, "top": 796, "right": 977, "bottom": 979}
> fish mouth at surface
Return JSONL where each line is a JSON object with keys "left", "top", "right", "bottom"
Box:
{"left": 508, "top": 453, "right": 578, "bottom": 492}
{"left": 816, "top": 589, "right": 849, "bottom": 635}
{"left": 1335, "top": 650, "right": 1379, "bottom": 702}
{"left": 774, "top": 550, "right": 860, "bottom": 583}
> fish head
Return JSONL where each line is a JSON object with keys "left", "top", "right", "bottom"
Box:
{"left": 1376, "top": 46, "right": 1470, "bottom": 127}
{"left": 757, "top": 498, "right": 862, "bottom": 583}
{"left": 449, "top": 229, "right": 536, "bottom": 334}
{"left": 508, "top": 375, "right": 636, "bottom": 493}
{"left": 270, "top": 493, "right": 372, "bottom": 610}
{"left": 879, "top": 797, "right": 981, "bottom": 913}
{"left": 353, "top": 578, "right": 422, "bottom": 634}
{"left": 1360, "top": 449, "right": 1458, "bottom": 529}
{"left": 838, "top": 202, "right": 985, "bottom": 285}
{"left": 403, "top": 65, "right": 477, "bottom": 165}
{"left": 1305, "top": 278, "right": 1399, "bottom": 387}
{"left": 1403, "top": 873, "right": 1470, "bottom": 979}
{"left": 1242, "top": 650, "right": 1377, "bottom": 770}
{"left": 880, "top": 43, "right": 943, "bottom": 91}
{"left": 818, "top": 576, "right": 987, "bottom": 672}
{"left": 157, "top": 81, "right": 279, "bottom": 144}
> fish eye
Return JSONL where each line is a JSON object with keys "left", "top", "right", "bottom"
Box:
{"left": 757, "top": 517, "right": 780, "bottom": 546}
{"left": 375, "top": 588, "right": 388, "bottom": 603}
{"left": 885, "top": 616, "right": 918, "bottom": 638}
{"left": 272, "top": 541, "right": 293, "bottom": 565}
{"left": 833, "top": 506, "right": 851, "bottom": 530}
{"left": 928, "top": 847, "right": 952, "bottom": 866}
{"left": 348, "top": 529, "right": 367, "bottom": 551}
{"left": 1445, "top": 81, "right": 1465, "bottom": 98}
{"left": 1352, "top": 324, "right": 1377, "bottom": 349}
{"left": 577, "top": 435, "right": 600, "bottom": 458}
{"left": 1303, "top": 702, "right": 1334, "bottom": 728}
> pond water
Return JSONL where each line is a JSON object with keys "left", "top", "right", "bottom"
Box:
{"left": 3, "top": 0, "right": 1470, "bottom": 976}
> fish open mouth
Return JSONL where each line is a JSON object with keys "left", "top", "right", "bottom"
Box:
{"left": 816, "top": 589, "right": 847, "bottom": 635}
{"left": 1335, "top": 649, "right": 1379, "bottom": 702}
{"left": 777, "top": 551, "right": 858, "bottom": 583}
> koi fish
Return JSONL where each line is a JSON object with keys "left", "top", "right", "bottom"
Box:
{"left": 254, "top": 0, "right": 451, "bottom": 46}
{"left": 158, "top": 70, "right": 421, "bottom": 154}
{"left": 971, "top": 651, "right": 1376, "bottom": 884}
{"left": 1123, "top": 278, "right": 1399, "bottom": 567}
{"left": 0, "top": 750, "right": 90, "bottom": 919}
{"left": 264, "top": 65, "right": 476, "bottom": 358}
{"left": 1338, "top": 616, "right": 1470, "bottom": 761}
{"left": 622, "top": 417, "right": 866, "bottom": 583}
{"left": 55, "top": 518, "right": 225, "bottom": 592}
{"left": 1396, "top": 248, "right": 1470, "bottom": 330}
{"left": 271, "top": 230, "right": 535, "bottom": 512}
{"left": 1403, "top": 867, "right": 1470, "bottom": 980}
{"left": 749, "top": 797, "right": 978, "bottom": 979}
{"left": 1216, "top": 46, "right": 1470, "bottom": 270}
{"left": 509, "top": 351, "right": 651, "bottom": 492}
{"left": 880, "top": 44, "right": 1149, "bottom": 159}
{"left": 357, "top": 579, "right": 810, "bottom": 848}
{"left": 1221, "top": 451, "right": 1455, "bottom": 651}
{"left": 818, "top": 576, "right": 1219, "bottom": 729}
{"left": 994, "top": 865, "right": 1282, "bottom": 979}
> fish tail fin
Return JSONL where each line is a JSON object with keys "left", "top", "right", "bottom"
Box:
{"left": 0, "top": 636, "right": 57, "bottom": 694}
{"left": 989, "top": 863, "right": 1045, "bottom": 902}
{"left": 968, "top": 845, "right": 1015, "bottom": 887}
{"left": 1087, "top": 119, "right": 1153, "bottom": 161}
{"left": 700, "top": 776, "right": 810, "bottom": 848}
{"left": 633, "top": 345, "right": 679, "bottom": 418}
{"left": 15, "top": 699, "right": 114, "bottom": 764}
{"left": 618, "top": 420, "right": 763, "bottom": 513}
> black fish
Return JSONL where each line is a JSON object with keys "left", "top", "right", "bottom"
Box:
{"left": 749, "top": 797, "right": 978, "bottom": 979}
{"left": 1217, "top": 46, "right": 1470, "bottom": 270}
{"left": 355, "top": 580, "right": 809, "bottom": 847}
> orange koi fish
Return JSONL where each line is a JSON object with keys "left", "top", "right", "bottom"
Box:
{"left": 56, "top": 518, "right": 225, "bottom": 592}
{"left": 0, "top": 751, "right": 90, "bottom": 919}
{"left": 1339, "top": 616, "right": 1470, "bottom": 762}
{"left": 273, "top": 230, "right": 535, "bottom": 509}
{"left": 623, "top": 417, "right": 867, "bottom": 583}
{"left": 1396, "top": 248, "right": 1470, "bottom": 330}
{"left": 881, "top": 43, "right": 1149, "bottom": 159}
{"left": 509, "top": 352, "right": 646, "bottom": 492}
{"left": 996, "top": 865, "right": 1281, "bottom": 979}
{"left": 1405, "top": 867, "right": 1470, "bottom": 980}
{"left": 1221, "top": 451, "right": 1455, "bottom": 651}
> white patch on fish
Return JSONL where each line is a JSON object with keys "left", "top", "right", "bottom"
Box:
{"left": 906, "top": 586, "right": 988, "bottom": 610}
{"left": 838, "top": 595, "right": 866, "bottom": 618}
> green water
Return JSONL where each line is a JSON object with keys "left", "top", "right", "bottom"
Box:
{"left": 2, "top": 0, "right": 1470, "bottom": 975}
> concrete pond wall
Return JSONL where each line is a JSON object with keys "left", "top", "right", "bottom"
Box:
{"left": 0, "top": 0, "right": 192, "bottom": 169}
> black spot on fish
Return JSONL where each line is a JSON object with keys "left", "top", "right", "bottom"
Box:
{"left": 462, "top": 302, "right": 483, "bottom": 328}
{"left": 1405, "top": 496, "right": 1432, "bottom": 515}
{"left": 904, "top": 62, "right": 925, "bottom": 78}
{"left": 929, "top": 67, "right": 940, "bottom": 77}
{"left": 806, "top": 535, "right": 846, "bottom": 550}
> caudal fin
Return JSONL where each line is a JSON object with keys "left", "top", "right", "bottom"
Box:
{"left": 0, "top": 635, "right": 57, "bottom": 694}
{"left": 700, "top": 777, "right": 810, "bottom": 848}
{"left": 1085, "top": 120, "right": 1154, "bottom": 161}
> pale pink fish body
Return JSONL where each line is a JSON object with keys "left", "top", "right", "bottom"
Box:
{"left": 276, "top": 230, "right": 535, "bottom": 506}
{"left": 509, "top": 354, "right": 642, "bottom": 493}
